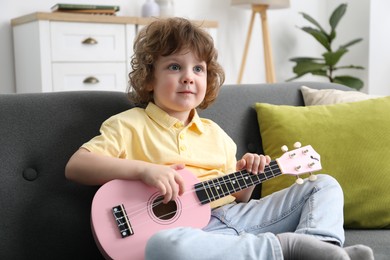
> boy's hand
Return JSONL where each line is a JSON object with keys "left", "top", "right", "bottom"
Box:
{"left": 140, "top": 163, "right": 186, "bottom": 204}
{"left": 232, "top": 153, "right": 271, "bottom": 203}
{"left": 236, "top": 153, "right": 271, "bottom": 174}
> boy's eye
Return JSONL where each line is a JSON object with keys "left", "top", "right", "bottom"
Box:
{"left": 168, "top": 64, "right": 180, "bottom": 71}
{"left": 194, "top": 66, "right": 204, "bottom": 73}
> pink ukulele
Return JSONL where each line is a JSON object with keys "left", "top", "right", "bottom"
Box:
{"left": 91, "top": 144, "right": 321, "bottom": 259}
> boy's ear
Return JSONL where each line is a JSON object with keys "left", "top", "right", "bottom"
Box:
{"left": 144, "top": 76, "right": 154, "bottom": 91}
{"left": 145, "top": 83, "right": 154, "bottom": 92}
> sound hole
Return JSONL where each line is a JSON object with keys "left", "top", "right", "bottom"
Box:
{"left": 152, "top": 196, "right": 177, "bottom": 220}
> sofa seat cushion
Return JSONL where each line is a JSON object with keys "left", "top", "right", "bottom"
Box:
{"left": 254, "top": 96, "right": 390, "bottom": 228}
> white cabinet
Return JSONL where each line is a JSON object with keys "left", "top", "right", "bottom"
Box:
{"left": 52, "top": 63, "right": 127, "bottom": 92}
{"left": 50, "top": 22, "right": 126, "bottom": 62}
{"left": 12, "top": 14, "right": 135, "bottom": 93}
{"left": 11, "top": 12, "right": 218, "bottom": 93}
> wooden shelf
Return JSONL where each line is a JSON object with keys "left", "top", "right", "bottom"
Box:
{"left": 11, "top": 12, "right": 218, "bottom": 28}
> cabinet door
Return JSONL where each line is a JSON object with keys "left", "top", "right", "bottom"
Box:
{"left": 50, "top": 22, "right": 126, "bottom": 62}
{"left": 52, "top": 63, "right": 127, "bottom": 92}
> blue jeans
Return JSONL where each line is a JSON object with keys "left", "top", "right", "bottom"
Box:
{"left": 145, "top": 174, "right": 345, "bottom": 260}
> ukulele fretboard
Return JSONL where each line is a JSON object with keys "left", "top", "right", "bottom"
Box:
{"left": 194, "top": 160, "right": 281, "bottom": 204}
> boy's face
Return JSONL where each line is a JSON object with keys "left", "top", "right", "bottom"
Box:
{"left": 152, "top": 50, "right": 207, "bottom": 122}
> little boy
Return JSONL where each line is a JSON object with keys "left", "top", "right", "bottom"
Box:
{"left": 66, "top": 17, "right": 373, "bottom": 260}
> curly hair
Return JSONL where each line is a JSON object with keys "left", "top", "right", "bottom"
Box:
{"left": 128, "top": 17, "right": 225, "bottom": 109}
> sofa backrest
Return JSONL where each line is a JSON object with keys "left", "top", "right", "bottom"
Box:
{"left": 0, "top": 91, "right": 132, "bottom": 259}
{"left": 0, "top": 82, "right": 349, "bottom": 259}
{"left": 201, "top": 82, "right": 350, "bottom": 158}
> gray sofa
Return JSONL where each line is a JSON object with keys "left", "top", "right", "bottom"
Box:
{"left": 1, "top": 82, "right": 388, "bottom": 259}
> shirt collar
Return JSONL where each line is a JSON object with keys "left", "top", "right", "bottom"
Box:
{"left": 145, "top": 102, "right": 205, "bottom": 133}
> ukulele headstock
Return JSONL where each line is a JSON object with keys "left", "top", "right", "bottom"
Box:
{"left": 276, "top": 142, "right": 321, "bottom": 184}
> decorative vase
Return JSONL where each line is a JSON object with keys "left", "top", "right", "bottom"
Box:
{"left": 141, "top": 0, "right": 160, "bottom": 17}
{"left": 156, "top": 0, "right": 174, "bottom": 17}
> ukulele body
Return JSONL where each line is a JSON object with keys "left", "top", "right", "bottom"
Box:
{"left": 91, "top": 169, "right": 211, "bottom": 260}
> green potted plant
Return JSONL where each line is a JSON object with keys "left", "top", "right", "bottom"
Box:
{"left": 288, "top": 3, "right": 364, "bottom": 90}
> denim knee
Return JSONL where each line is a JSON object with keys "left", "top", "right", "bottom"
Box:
{"left": 145, "top": 228, "right": 187, "bottom": 260}
{"left": 315, "top": 174, "right": 343, "bottom": 194}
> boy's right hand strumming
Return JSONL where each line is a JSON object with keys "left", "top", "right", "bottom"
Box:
{"left": 139, "top": 163, "right": 186, "bottom": 204}
{"left": 65, "top": 149, "right": 186, "bottom": 204}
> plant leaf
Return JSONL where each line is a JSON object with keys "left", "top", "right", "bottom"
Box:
{"left": 291, "top": 59, "right": 328, "bottom": 77}
{"left": 286, "top": 71, "right": 328, "bottom": 82}
{"left": 301, "top": 27, "right": 331, "bottom": 51}
{"left": 335, "top": 65, "right": 365, "bottom": 70}
{"left": 340, "top": 38, "right": 363, "bottom": 49}
{"left": 329, "top": 4, "right": 347, "bottom": 32}
{"left": 322, "top": 48, "right": 348, "bottom": 66}
{"left": 290, "top": 57, "right": 323, "bottom": 62}
{"left": 329, "top": 30, "right": 336, "bottom": 42}
{"left": 286, "top": 75, "right": 301, "bottom": 82}
{"left": 311, "top": 70, "right": 328, "bottom": 77}
{"left": 300, "top": 12, "right": 327, "bottom": 34}
{"left": 333, "top": 75, "right": 364, "bottom": 90}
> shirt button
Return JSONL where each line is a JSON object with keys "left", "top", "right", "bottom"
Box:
{"left": 180, "top": 145, "right": 186, "bottom": 151}
{"left": 180, "top": 133, "right": 185, "bottom": 140}
{"left": 174, "top": 122, "right": 183, "bottom": 128}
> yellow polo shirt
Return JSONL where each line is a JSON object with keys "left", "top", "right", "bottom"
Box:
{"left": 82, "top": 102, "right": 238, "bottom": 208}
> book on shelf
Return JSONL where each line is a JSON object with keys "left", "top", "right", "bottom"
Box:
{"left": 51, "top": 3, "right": 120, "bottom": 15}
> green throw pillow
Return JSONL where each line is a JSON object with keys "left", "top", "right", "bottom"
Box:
{"left": 255, "top": 96, "right": 390, "bottom": 228}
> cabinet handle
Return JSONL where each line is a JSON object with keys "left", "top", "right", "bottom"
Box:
{"left": 83, "top": 76, "right": 99, "bottom": 84}
{"left": 82, "top": 37, "right": 98, "bottom": 45}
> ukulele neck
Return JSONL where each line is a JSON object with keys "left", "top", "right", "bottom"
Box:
{"left": 195, "top": 161, "right": 281, "bottom": 204}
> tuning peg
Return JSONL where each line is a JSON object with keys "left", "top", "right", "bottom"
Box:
{"left": 309, "top": 173, "right": 317, "bottom": 182}
{"left": 294, "top": 142, "right": 302, "bottom": 148}
{"left": 281, "top": 145, "right": 288, "bottom": 152}
{"left": 295, "top": 176, "right": 304, "bottom": 185}
{"left": 308, "top": 162, "right": 316, "bottom": 168}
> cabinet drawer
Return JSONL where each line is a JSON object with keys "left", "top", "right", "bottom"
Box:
{"left": 50, "top": 22, "right": 126, "bottom": 62}
{"left": 52, "top": 63, "right": 127, "bottom": 92}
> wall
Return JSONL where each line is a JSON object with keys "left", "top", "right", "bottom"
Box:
{"left": 369, "top": 0, "right": 390, "bottom": 96}
{"left": 0, "top": 0, "right": 383, "bottom": 94}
